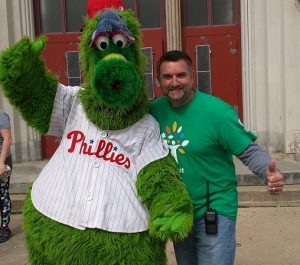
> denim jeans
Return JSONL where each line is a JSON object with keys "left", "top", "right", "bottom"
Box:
{"left": 173, "top": 214, "right": 236, "bottom": 265}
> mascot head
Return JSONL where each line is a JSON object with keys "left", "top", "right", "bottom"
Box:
{"left": 79, "top": 0, "right": 148, "bottom": 127}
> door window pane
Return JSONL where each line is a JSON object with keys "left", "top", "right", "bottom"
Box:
{"left": 138, "top": 0, "right": 160, "bottom": 28}
{"left": 123, "top": 0, "right": 133, "bottom": 9}
{"left": 40, "top": 0, "right": 61, "bottom": 33}
{"left": 66, "top": 0, "right": 87, "bottom": 32}
{"left": 185, "top": 0, "right": 208, "bottom": 26}
{"left": 213, "top": 0, "right": 234, "bottom": 25}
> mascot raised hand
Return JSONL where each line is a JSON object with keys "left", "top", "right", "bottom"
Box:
{"left": 0, "top": 0, "right": 193, "bottom": 264}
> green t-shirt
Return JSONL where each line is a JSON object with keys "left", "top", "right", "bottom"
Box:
{"left": 150, "top": 91, "right": 256, "bottom": 220}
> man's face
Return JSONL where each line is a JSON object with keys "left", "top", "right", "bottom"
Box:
{"left": 158, "top": 59, "right": 194, "bottom": 108}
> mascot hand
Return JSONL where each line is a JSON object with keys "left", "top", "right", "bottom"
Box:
{"left": 31, "top": 37, "right": 46, "bottom": 55}
{"left": 0, "top": 35, "right": 57, "bottom": 134}
{"left": 0, "top": 36, "right": 46, "bottom": 83}
{"left": 149, "top": 201, "right": 193, "bottom": 241}
{"left": 137, "top": 155, "right": 193, "bottom": 241}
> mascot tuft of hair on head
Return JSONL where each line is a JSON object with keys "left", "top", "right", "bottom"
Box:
{"left": 0, "top": 0, "right": 193, "bottom": 264}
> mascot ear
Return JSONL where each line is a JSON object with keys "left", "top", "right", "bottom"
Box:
{"left": 87, "top": 0, "right": 126, "bottom": 18}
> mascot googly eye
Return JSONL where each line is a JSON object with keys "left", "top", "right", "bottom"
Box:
{"left": 95, "top": 35, "right": 110, "bottom": 50}
{"left": 112, "top": 34, "right": 128, "bottom": 48}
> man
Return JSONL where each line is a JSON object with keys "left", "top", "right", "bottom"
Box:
{"left": 150, "top": 50, "right": 284, "bottom": 265}
{"left": 0, "top": 108, "right": 13, "bottom": 243}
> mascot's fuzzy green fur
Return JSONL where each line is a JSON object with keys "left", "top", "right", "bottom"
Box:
{"left": 0, "top": 1, "right": 193, "bottom": 264}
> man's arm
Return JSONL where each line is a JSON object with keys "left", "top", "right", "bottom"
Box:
{"left": 237, "top": 142, "right": 271, "bottom": 182}
{"left": 0, "top": 128, "right": 12, "bottom": 175}
{"left": 237, "top": 142, "right": 284, "bottom": 194}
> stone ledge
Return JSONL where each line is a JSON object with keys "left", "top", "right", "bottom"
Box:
{"left": 11, "top": 185, "right": 300, "bottom": 213}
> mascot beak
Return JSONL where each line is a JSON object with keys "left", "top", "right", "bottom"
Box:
{"left": 102, "top": 53, "right": 126, "bottom": 91}
{"left": 102, "top": 53, "right": 126, "bottom": 61}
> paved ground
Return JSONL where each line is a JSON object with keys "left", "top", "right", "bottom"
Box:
{"left": 2, "top": 206, "right": 300, "bottom": 265}
{"left": 2, "top": 153, "right": 300, "bottom": 264}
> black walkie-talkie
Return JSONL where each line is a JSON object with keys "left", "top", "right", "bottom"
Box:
{"left": 205, "top": 181, "right": 218, "bottom": 234}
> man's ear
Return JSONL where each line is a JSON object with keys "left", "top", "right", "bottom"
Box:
{"left": 155, "top": 78, "right": 160, "bottom": 87}
{"left": 190, "top": 70, "right": 195, "bottom": 84}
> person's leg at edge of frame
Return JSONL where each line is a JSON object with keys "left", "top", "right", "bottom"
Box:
{"left": 174, "top": 215, "right": 236, "bottom": 265}
{"left": 0, "top": 174, "right": 12, "bottom": 243}
{"left": 195, "top": 215, "right": 236, "bottom": 265}
{"left": 173, "top": 230, "right": 198, "bottom": 265}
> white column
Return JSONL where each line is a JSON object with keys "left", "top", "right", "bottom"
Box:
{"left": 240, "top": 0, "right": 257, "bottom": 130}
{"left": 0, "top": 0, "right": 41, "bottom": 161}
{"left": 165, "top": 0, "right": 182, "bottom": 51}
{"left": 241, "top": 0, "right": 286, "bottom": 153}
{"left": 283, "top": 0, "right": 300, "bottom": 153}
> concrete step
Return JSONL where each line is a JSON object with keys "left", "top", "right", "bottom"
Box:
{"left": 11, "top": 194, "right": 26, "bottom": 214}
{"left": 237, "top": 184, "right": 300, "bottom": 207}
{"left": 11, "top": 184, "right": 300, "bottom": 214}
{"left": 9, "top": 156, "right": 300, "bottom": 194}
{"left": 234, "top": 154, "right": 300, "bottom": 185}
{"left": 9, "top": 173, "right": 300, "bottom": 194}
{"left": 8, "top": 155, "right": 300, "bottom": 213}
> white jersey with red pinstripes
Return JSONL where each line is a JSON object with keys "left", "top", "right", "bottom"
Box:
{"left": 31, "top": 84, "right": 169, "bottom": 232}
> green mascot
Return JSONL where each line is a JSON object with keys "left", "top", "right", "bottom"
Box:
{"left": 0, "top": 0, "right": 193, "bottom": 264}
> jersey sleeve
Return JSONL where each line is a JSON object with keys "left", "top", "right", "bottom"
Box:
{"left": 47, "top": 84, "right": 80, "bottom": 137}
{"left": 134, "top": 116, "right": 169, "bottom": 174}
{"left": 218, "top": 106, "right": 257, "bottom": 156}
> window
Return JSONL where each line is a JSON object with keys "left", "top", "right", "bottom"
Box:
{"left": 138, "top": 1, "right": 160, "bottom": 28}
{"left": 39, "top": 0, "right": 61, "bottom": 33}
{"left": 66, "top": 0, "right": 87, "bottom": 32}
{"left": 183, "top": 0, "right": 238, "bottom": 27}
{"left": 123, "top": 0, "right": 133, "bottom": 9}
{"left": 35, "top": 0, "right": 87, "bottom": 33}
{"left": 186, "top": 0, "right": 208, "bottom": 26}
{"left": 123, "top": 0, "right": 163, "bottom": 28}
{"left": 213, "top": 0, "right": 233, "bottom": 25}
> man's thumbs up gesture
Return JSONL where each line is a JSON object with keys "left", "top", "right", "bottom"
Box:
{"left": 267, "top": 160, "right": 284, "bottom": 195}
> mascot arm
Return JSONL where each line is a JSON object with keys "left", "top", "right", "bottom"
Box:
{"left": 0, "top": 36, "right": 58, "bottom": 134}
{"left": 136, "top": 154, "right": 193, "bottom": 241}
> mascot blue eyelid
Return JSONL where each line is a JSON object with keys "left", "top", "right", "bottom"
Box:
{"left": 91, "top": 9, "right": 135, "bottom": 42}
{"left": 0, "top": 0, "right": 193, "bottom": 264}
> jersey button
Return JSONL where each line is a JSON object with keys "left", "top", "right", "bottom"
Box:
{"left": 100, "top": 131, "right": 108, "bottom": 138}
{"left": 87, "top": 193, "right": 93, "bottom": 201}
{"left": 92, "top": 160, "right": 100, "bottom": 168}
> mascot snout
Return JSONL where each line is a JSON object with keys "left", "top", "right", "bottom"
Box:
{"left": 93, "top": 55, "right": 142, "bottom": 107}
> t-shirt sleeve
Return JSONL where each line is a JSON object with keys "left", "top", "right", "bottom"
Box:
{"left": 218, "top": 106, "right": 257, "bottom": 156}
{"left": 0, "top": 112, "right": 10, "bottom": 129}
{"left": 47, "top": 84, "right": 80, "bottom": 137}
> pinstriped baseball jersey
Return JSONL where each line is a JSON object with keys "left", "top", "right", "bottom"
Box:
{"left": 31, "top": 84, "right": 169, "bottom": 232}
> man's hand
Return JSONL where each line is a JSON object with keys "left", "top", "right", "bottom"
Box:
{"left": 267, "top": 160, "right": 284, "bottom": 195}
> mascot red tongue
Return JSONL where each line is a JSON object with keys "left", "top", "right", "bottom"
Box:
{"left": 0, "top": 0, "right": 193, "bottom": 264}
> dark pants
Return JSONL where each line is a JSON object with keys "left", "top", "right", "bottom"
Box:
{"left": 0, "top": 155, "right": 12, "bottom": 227}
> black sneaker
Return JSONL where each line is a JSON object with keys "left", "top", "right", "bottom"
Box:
{"left": 0, "top": 226, "right": 11, "bottom": 243}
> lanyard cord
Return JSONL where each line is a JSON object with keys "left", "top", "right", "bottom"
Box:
{"left": 206, "top": 181, "right": 210, "bottom": 211}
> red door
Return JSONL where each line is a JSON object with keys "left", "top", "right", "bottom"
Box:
{"left": 182, "top": 0, "right": 243, "bottom": 118}
{"left": 33, "top": 0, "right": 86, "bottom": 158}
